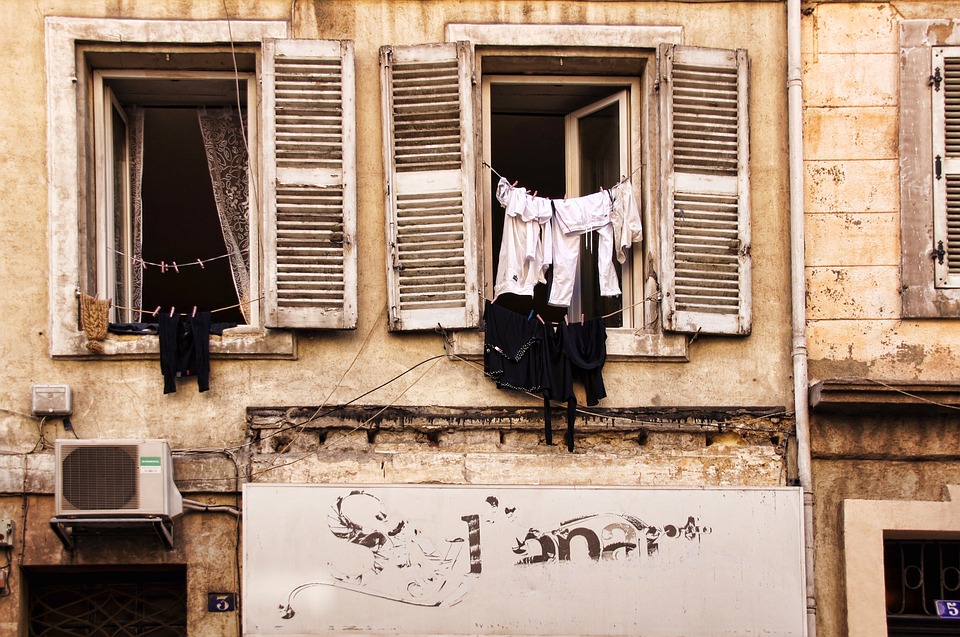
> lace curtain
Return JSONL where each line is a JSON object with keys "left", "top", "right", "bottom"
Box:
{"left": 197, "top": 107, "right": 251, "bottom": 322}
{"left": 129, "top": 106, "right": 145, "bottom": 317}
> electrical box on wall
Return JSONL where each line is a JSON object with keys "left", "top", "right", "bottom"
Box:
{"left": 32, "top": 384, "right": 73, "bottom": 416}
{"left": 0, "top": 518, "right": 13, "bottom": 547}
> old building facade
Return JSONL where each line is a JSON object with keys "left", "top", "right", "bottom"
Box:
{"left": 3, "top": 0, "right": 921, "bottom": 635}
{"left": 803, "top": 3, "right": 960, "bottom": 636}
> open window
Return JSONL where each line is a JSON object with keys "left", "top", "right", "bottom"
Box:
{"left": 484, "top": 77, "right": 640, "bottom": 328}
{"left": 46, "top": 19, "right": 357, "bottom": 357}
{"left": 381, "top": 33, "right": 751, "bottom": 354}
{"left": 93, "top": 70, "right": 256, "bottom": 326}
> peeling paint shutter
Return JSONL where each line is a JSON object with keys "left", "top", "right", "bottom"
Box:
{"left": 660, "top": 44, "right": 751, "bottom": 336}
{"left": 381, "top": 42, "right": 480, "bottom": 331}
{"left": 933, "top": 48, "right": 960, "bottom": 288}
{"left": 263, "top": 39, "right": 357, "bottom": 329}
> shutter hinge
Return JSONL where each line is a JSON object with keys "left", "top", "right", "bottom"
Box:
{"left": 936, "top": 155, "right": 943, "bottom": 180}
{"left": 933, "top": 240, "right": 946, "bottom": 265}
{"left": 931, "top": 67, "right": 943, "bottom": 91}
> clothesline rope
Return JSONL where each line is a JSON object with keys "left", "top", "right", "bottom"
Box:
{"left": 108, "top": 246, "right": 239, "bottom": 272}
{"left": 110, "top": 296, "right": 262, "bottom": 317}
{"left": 482, "top": 161, "right": 641, "bottom": 192}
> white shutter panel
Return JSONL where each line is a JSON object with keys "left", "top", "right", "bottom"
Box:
{"left": 660, "top": 44, "right": 751, "bottom": 336}
{"left": 933, "top": 47, "right": 960, "bottom": 288}
{"left": 263, "top": 39, "right": 357, "bottom": 329}
{"left": 381, "top": 42, "right": 480, "bottom": 331}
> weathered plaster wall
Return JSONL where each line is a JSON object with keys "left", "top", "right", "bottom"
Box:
{"left": 810, "top": 413, "right": 960, "bottom": 637}
{"left": 803, "top": 2, "right": 960, "bottom": 381}
{"left": 0, "top": 1, "right": 793, "bottom": 635}
{"left": 0, "top": 0, "right": 790, "bottom": 456}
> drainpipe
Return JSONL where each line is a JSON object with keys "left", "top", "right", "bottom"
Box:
{"left": 787, "top": 0, "right": 817, "bottom": 634}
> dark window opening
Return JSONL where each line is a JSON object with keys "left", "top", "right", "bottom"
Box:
{"left": 102, "top": 76, "right": 250, "bottom": 325}
{"left": 489, "top": 81, "right": 631, "bottom": 327}
{"left": 140, "top": 107, "right": 244, "bottom": 324}
{"left": 885, "top": 538, "right": 960, "bottom": 635}
{"left": 27, "top": 566, "right": 187, "bottom": 637}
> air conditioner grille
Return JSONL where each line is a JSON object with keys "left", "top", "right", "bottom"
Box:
{"left": 61, "top": 445, "right": 139, "bottom": 511}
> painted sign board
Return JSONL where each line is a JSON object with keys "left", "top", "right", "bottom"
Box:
{"left": 243, "top": 485, "right": 806, "bottom": 636}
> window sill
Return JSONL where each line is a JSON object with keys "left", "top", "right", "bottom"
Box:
{"left": 51, "top": 326, "right": 296, "bottom": 360}
{"left": 447, "top": 327, "right": 688, "bottom": 362}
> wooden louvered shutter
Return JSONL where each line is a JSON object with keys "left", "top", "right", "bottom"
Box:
{"left": 262, "top": 39, "right": 357, "bottom": 329}
{"left": 380, "top": 42, "right": 480, "bottom": 331}
{"left": 933, "top": 48, "right": 960, "bottom": 288}
{"left": 659, "top": 44, "right": 751, "bottom": 336}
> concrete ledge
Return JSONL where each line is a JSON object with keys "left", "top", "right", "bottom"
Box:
{"left": 810, "top": 378, "right": 960, "bottom": 413}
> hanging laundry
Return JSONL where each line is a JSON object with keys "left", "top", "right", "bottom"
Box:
{"left": 610, "top": 181, "right": 643, "bottom": 264}
{"left": 483, "top": 300, "right": 547, "bottom": 393}
{"left": 493, "top": 178, "right": 553, "bottom": 299}
{"left": 158, "top": 311, "right": 213, "bottom": 394}
{"left": 483, "top": 301, "right": 608, "bottom": 452}
{"left": 549, "top": 193, "right": 620, "bottom": 307}
{"left": 490, "top": 169, "right": 643, "bottom": 308}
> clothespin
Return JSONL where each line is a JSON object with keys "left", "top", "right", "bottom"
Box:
{"left": 527, "top": 309, "right": 535, "bottom": 322}
{"left": 196, "top": 258, "right": 205, "bottom": 269}
{"left": 169, "top": 306, "right": 176, "bottom": 318}
{"left": 160, "top": 261, "right": 166, "bottom": 273}
{"left": 191, "top": 306, "right": 197, "bottom": 317}
{"left": 564, "top": 315, "right": 569, "bottom": 325}
{"left": 151, "top": 306, "right": 161, "bottom": 317}
{"left": 172, "top": 261, "right": 179, "bottom": 274}
{"left": 536, "top": 314, "right": 545, "bottom": 324}
{"left": 511, "top": 181, "right": 518, "bottom": 187}
{"left": 581, "top": 314, "right": 584, "bottom": 324}
{"left": 140, "top": 258, "right": 147, "bottom": 271}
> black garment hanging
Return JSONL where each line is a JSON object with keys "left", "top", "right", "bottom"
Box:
{"left": 483, "top": 300, "right": 548, "bottom": 393}
{"left": 483, "top": 301, "right": 609, "bottom": 452}
{"left": 565, "top": 317, "right": 607, "bottom": 406}
{"left": 158, "top": 311, "right": 212, "bottom": 394}
{"left": 540, "top": 322, "right": 573, "bottom": 448}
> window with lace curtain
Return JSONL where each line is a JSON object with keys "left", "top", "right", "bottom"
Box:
{"left": 95, "top": 71, "right": 254, "bottom": 326}
{"left": 45, "top": 19, "right": 358, "bottom": 357}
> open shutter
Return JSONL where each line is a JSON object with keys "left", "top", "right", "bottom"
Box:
{"left": 262, "top": 39, "right": 357, "bottom": 329}
{"left": 660, "top": 44, "right": 751, "bottom": 335}
{"left": 380, "top": 42, "right": 480, "bottom": 331}
{"left": 933, "top": 47, "right": 960, "bottom": 288}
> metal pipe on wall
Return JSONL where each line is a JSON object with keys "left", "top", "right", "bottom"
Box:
{"left": 787, "top": 0, "right": 817, "bottom": 633}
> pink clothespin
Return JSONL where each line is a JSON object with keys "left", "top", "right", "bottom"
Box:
{"left": 151, "top": 306, "right": 161, "bottom": 317}
{"left": 169, "top": 307, "right": 176, "bottom": 317}
{"left": 160, "top": 261, "right": 166, "bottom": 274}
{"left": 172, "top": 261, "right": 179, "bottom": 274}
{"left": 191, "top": 306, "right": 197, "bottom": 317}
{"left": 196, "top": 258, "right": 205, "bottom": 269}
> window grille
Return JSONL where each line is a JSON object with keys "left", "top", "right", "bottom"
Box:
{"left": 28, "top": 569, "right": 186, "bottom": 637}
{"left": 884, "top": 539, "right": 960, "bottom": 635}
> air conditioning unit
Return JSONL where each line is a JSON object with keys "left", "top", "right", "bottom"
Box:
{"left": 54, "top": 439, "right": 183, "bottom": 519}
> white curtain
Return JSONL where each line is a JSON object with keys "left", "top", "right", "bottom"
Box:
{"left": 197, "top": 107, "right": 251, "bottom": 321}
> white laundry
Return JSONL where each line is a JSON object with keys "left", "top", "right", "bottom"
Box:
{"left": 493, "top": 179, "right": 552, "bottom": 299}
{"left": 491, "top": 173, "right": 644, "bottom": 309}
{"left": 548, "top": 192, "right": 620, "bottom": 307}
{"left": 610, "top": 181, "right": 643, "bottom": 264}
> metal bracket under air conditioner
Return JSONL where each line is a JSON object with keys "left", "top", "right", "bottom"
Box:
{"left": 49, "top": 516, "right": 175, "bottom": 550}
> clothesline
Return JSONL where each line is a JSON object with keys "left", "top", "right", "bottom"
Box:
{"left": 108, "top": 247, "right": 238, "bottom": 273}
{"left": 110, "top": 296, "right": 262, "bottom": 317}
{"left": 482, "top": 161, "right": 641, "bottom": 194}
